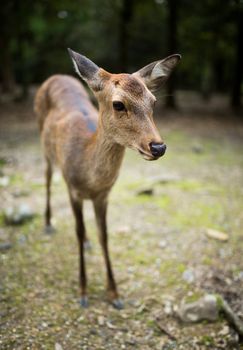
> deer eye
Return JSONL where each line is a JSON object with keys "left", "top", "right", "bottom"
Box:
{"left": 113, "top": 101, "right": 125, "bottom": 111}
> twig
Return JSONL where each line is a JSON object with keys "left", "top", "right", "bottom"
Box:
{"left": 217, "top": 296, "right": 243, "bottom": 338}
{"left": 155, "top": 317, "right": 177, "bottom": 341}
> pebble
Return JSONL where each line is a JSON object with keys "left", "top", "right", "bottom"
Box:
{"left": 98, "top": 316, "right": 105, "bottom": 326}
{"left": 177, "top": 294, "right": 218, "bottom": 323}
{"left": 205, "top": 228, "right": 229, "bottom": 242}
{"left": 0, "top": 242, "right": 12, "bottom": 251}
{"left": 164, "top": 300, "right": 173, "bottom": 315}
{"left": 192, "top": 144, "right": 204, "bottom": 154}
{"left": 159, "top": 240, "right": 167, "bottom": 248}
{"left": 137, "top": 188, "right": 154, "bottom": 196}
{"left": 0, "top": 176, "right": 9, "bottom": 187}
{"left": 55, "top": 343, "right": 63, "bottom": 350}
{"left": 219, "top": 325, "right": 230, "bottom": 336}
{"left": 3, "top": 204, "right": 35, "bottom": 225}
{"left": 182, "top": 269, "right": 195, "bottom": 283}
{"left": 150, "top": 174, "right": 180, "bottom": 184}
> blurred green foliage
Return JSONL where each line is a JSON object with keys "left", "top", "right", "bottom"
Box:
{"left": 0, "top": 0, "right": 242, "bottom": 106}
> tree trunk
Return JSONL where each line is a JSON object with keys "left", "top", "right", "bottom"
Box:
{"left": 119, "top": 0, "right": 133, "bottom": 72}
{"left": 0, "top": 2, "right": 15, "bottom": 93}
{"left": 165, "top": 0, "right": 179, "bottom": 109}
{"left": 0, "top": 38, "right": 15, "bottom": 93}
{"left": 231, "top": 0, "right": 243, "bottom": 109}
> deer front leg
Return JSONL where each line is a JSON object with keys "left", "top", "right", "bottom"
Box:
{"left": 93, "top": 194, "right": 123, "bottom": 309}
{"left": 69, "top": 194, "right": 88, "bottom": 307}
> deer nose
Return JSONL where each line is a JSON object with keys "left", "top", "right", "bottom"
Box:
{"left": 149, "top": 142, "right": 167, "bottom": 157}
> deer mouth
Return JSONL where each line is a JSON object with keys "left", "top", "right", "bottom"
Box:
{"left": 138, "top": 149, "right": 158, "bottom": 161}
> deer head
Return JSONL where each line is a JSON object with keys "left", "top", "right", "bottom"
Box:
{"left": 68, "top": 48, "right": 181, "bottom": 161}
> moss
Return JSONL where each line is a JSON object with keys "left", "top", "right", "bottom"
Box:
{"left": 9, "top": 173, "right": 24, "bottom": 185}
{"left": 202, "top": 256, "right": 213, "bottom": 266}
{"left": 0, "top": 157, "right": 7, "bottom": 167}
{"left": 184, "top": 291, "right": 204, "bottom": 303}
{"left": 199, "top": 335, "right": 215, "bottom": 346}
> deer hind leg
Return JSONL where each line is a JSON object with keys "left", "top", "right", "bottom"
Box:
{"left": 93, "top": 194, "right": 123, "bottom": 309}
{"left": 44, "top": 159, "right": 55, "bottom": 234}
{"left": 69, "top": 193, "right": 88, "bottom": 307}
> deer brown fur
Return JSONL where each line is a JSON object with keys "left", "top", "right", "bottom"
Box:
{"left": 34, "top": 49, "right": 181, "bottom": 308}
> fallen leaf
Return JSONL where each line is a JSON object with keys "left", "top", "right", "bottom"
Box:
{"left": 205, "top": 228, "right": 229, "bottom": 242}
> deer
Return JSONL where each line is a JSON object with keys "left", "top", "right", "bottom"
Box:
{"left": 34, "top": 48, "right": 181, "bottom": 309}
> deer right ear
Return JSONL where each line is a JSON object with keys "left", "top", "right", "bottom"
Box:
{"left": 133, "top": 54, "right": 181, "bottom": 92}
{"left": 67, "top": 48, "right": 101, "bottom": 90}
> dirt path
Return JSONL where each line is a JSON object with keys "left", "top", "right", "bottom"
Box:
{"left": 1, "top": 100, "right": 243, "bottom": 349}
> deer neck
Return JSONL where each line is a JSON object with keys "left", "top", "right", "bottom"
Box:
{"left": 87, "top": 113, "right": 125, "bottom": 187}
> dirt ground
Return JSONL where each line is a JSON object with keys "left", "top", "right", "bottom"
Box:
{"left": 0, "top": 92, "right": 243, "bottom": 349}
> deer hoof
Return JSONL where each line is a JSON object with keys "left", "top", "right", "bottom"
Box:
{"left": 112, "top": 298, "right": 124, "bottom": 310}
{"left": 80, "top": 296, "right": 88, "bottom": 308}
{"left": 44, "top": 225, "right": 56, "bottom": 235}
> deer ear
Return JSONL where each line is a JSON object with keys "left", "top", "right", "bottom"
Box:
{"left": 133, "top": 54, "right": 181, "bottom": 91}
{"left": 67, "top": 48, "right": 101, "bottom": 90}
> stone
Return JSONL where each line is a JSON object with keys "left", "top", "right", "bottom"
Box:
{"left": 98, "top": 315, "right": 105, "bottom": 326}
{"left": 159, "top": 240, "right": 167, "bottom": 249}
{"left": 205, "top": 228, "right": 229, "bottom": 242}
{"left": 182, "top": 269, "right": 195, "bottom": 283}
{"left": 192, "top": 144, "right": 204, "bottom": 154}
{"left": 0, "top": 176, "right": 9, "bottom": 187}
{"left": 0, "top": 242, "right": 12, "bottom": 251}
{"left": 137, "top": 188, "right": 154, "bottom": 196}
{"left": 4, "top": 204, "right": 35, "bottom": 225}
{"left": 177, "top": 294, "right": 218, "bottom": 323}
{"left": 150, "top": 174, "right": 180, "bottom": 184}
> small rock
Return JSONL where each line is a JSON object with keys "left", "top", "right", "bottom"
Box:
{"left": 177, "top": 294, "right": 218, "bottom": 323}
{"left": 0, "top": 242, "right": 12, "bottom": 251}
{"left": 192, "top": 144, "right": 204, "bottom": 154}
{"left": 106, "top": 321, "right": 116, "bottom": 329}
{"left": 137, "top": 303, "right": 147, "bottom": 313}
{"left": 237, "top": 271, "right": 243, "bottom": 281}
{"left": 55, "top": 343, "right": 63, "bottom": 350}
{"left": 12, "top": 189, "right": 30, "bottom": 198}
{"left": 98, "top": 315, "right": 105, "bottom": 326}
{"left": 4, "top": 204, "right": 35, "bottom": 225}
{"left": 219, "top": 325, "right": 230, "bottom": 336}
{"left": 0, "top": 176, "right": 9, "bottom": 187}
{"left": 182, "top": 269, "right": 195, "bottom": 283}
{"left": 205, "top": 228, "right": 229, "bottom": 242}
{"left": 18, "top": 234, "right": 27, "bottom": 245}
{"left": 162, "top": 341, "right": 177, "bottom": 350}
{"left": 137, "top": 188, "right": 154, "bottom": 196}
{"left": 164, "top": 300, "right": 173, "bottom": 315}
{"left": 150, "top": 174, "right": 180, "bottom": 184}
{"left": 159, "top": 240, "right": 167, "bottom": 249}
{"left": 116, "top": 225, "right": 130, "bottom": 234}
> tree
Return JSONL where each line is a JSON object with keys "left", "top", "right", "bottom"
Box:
{"left": 0, "top": 1, "right": 16, "bottom": 93}
{"left": 119, "top": 0, "right": 134, "bottom": 71}
{"left": 165, "top": 0, "right": 179, "bottom": 108}
{"left": 231, "top": 0, "right": 243, "bottom": 109}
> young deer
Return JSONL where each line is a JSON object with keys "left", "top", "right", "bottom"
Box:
{"left": 34, "top": 49, "right": 181, "bottom": 309}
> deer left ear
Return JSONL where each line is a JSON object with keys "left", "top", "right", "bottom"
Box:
{"left": 133, "top": 54, "right": 181, "bottom": 92}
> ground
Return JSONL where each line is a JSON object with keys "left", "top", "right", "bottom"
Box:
{"left": 0, "top": 92, "right": 243, "bottom": 349}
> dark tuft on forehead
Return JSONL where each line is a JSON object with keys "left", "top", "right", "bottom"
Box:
{"left": 112, "top": 74, "right": 145, "bottom": 97}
